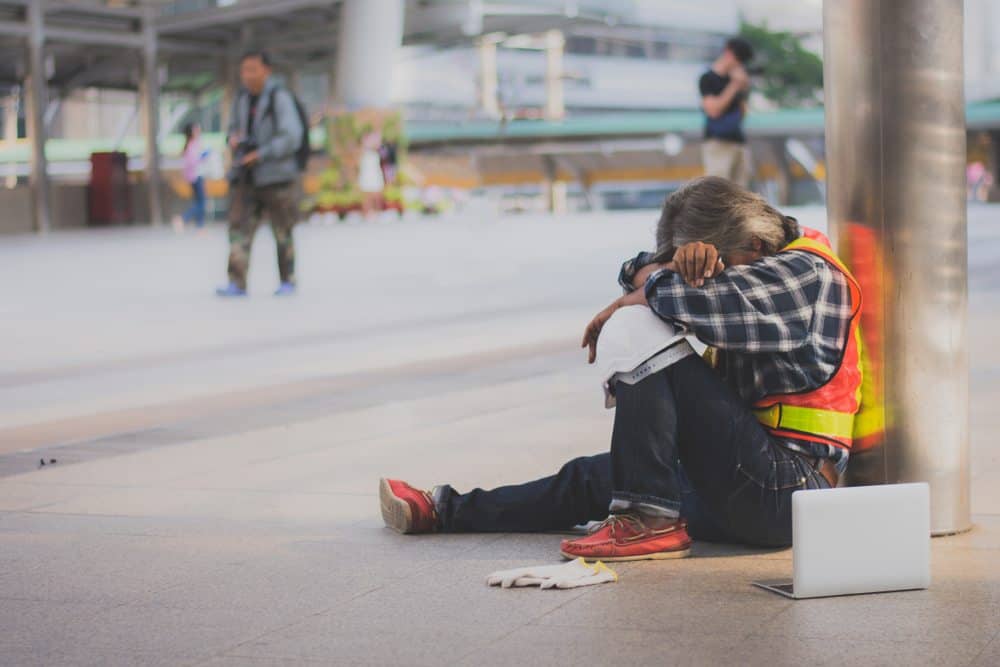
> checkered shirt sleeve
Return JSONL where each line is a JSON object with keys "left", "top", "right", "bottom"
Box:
{"left": 642, "top": 250, "right": 853, "bottom": 402}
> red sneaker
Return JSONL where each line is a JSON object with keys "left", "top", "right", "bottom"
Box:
{"left": 560, "top": 514, "right": 691, "bottom": 561}
{"left": 379, "top": 478, "right": 438, "bottom": 534}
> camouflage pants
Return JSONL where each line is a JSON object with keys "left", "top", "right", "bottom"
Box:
{"left": 227, "top": 181, "right": 299, "bottom": 290}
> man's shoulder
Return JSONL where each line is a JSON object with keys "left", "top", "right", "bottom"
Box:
{"left": 772, "top": 249, "right": 841, "bottom": 281}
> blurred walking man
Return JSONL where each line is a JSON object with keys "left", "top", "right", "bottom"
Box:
{"left": 217, "top": 50, "right": 304, "bottom": 297}
{"left": 699, "top": 38, "right": 754, "bottom": 187}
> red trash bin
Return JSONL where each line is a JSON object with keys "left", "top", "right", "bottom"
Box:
{"left": 88, "top": 151, "right": 132, "bottom": 225}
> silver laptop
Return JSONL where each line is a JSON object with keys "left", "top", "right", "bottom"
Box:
{"left": 753, "top": 482, "right": 930, "bottom": 599}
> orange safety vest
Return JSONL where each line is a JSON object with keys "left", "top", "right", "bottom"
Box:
{"left": 750, "top": 231, "right": 864, "bottom": 450}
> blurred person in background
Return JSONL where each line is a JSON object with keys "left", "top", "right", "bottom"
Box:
{"left": 172, "top": 122, "right": 209, "bottom": 233}
{"left": 359, "top": 130, "right": 385, "bottom": 219}
{"left": 216, "top": 50, "right": 304, "bottom": 297}
{"left": 699, "top": 37, "right": 754, "bottom": 187}
{"left": 967, "top": 161, "right": 993, "bottom": 202}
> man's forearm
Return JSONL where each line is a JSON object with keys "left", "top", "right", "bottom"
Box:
{"left": 619, "top": 287, "right": 648, "bottom": 308}
{"left": 702, "top": 81, "right": 744, "bottom": 119}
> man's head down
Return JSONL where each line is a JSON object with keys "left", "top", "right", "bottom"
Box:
{"left": 655, "top": 176, "right": 800, "bottom": 267}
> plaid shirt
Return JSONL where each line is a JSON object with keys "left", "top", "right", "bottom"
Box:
{"left": 619, "top": 249, "right": 854, "bottom": 470}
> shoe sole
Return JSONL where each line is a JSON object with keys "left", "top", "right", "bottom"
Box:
{"left": 559, "top": 548, "right": 691, "bottom": 562}
{"left": 379, "top": 478, "right": 413, "bottom": 534}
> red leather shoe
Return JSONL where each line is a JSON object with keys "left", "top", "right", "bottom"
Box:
{"left": 560, "top": 514, "right": 691, "bottom": 561}
{"left": 379, "top": 478, "right": 439, "bottom": 534}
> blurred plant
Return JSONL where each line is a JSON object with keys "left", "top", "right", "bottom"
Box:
{"left": 739, "top": 21, "right": 823, "bottom": 108}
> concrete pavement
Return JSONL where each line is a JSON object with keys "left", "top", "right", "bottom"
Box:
{"left": 1, "top": 206, "right": 998, "bottom": 666}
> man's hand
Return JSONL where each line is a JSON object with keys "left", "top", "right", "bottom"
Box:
{"left": 240, "top": 150, "right": 260, "bottom": 166}
{"left": 672, "top": 242, "right": 725, "bottom": 288}
{"left": 729, "top": 65, "right": 749, "bottom": 90}
{"left": 581, "top": 290, "right": 647, "bottom": 364}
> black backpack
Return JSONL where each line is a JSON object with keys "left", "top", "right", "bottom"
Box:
{"left": 264, "top": 86, "right": 310, "bottom": 172}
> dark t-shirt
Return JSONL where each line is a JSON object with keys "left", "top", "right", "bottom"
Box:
{"left": 246, "top": 94, "right": 260, "bottom": 138}
{"left": 699, "top": 70, "right": 746, "bottom": 143}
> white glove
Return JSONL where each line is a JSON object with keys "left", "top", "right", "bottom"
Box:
{"left": 540, "top": 560, "right": 618, "bottom": 589}
{"left": 486, "top": 558, "right": 617, "bottom": 589}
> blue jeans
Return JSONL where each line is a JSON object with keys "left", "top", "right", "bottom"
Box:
{"left": 182, "top": 176, "right": 206, "bottom": 227}
{"left": 435, "top": 355, "right": 830, "bottom": 547}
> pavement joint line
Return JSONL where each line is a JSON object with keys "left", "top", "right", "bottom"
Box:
{"left": 456, "top": 592, "right": 593, "bottom": 663}
{"left": 967, "top": 629, "right": 1000, "bottom": 667}
{"left": 0, "top": 337, "right": 576, "bottom": 457}
{"left": 0, "top": 300, "right": 585, "bottom": 390}
{"left": 0, "top": 357, "right": 585, "bottom": 481}
{"left": 739, "top": 598, "right": 795, "bottom": 641}
{"left": 210, "top": 581, "right": 399, "bottom": 661}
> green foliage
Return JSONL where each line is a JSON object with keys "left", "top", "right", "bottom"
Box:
{"left": 739, "top": 21, "right": 823, "bottom": 108}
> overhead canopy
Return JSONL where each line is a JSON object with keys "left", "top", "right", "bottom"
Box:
{"left": 0, "top": 0, "right": 731, "bottom": 98}
{"left": 0, "top": 0, "right": 344, "bottom": 99}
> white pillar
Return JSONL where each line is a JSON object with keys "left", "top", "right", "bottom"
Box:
{"left": 25, "top": 0, "right": 50, "bottom": 233}
{"left": 141, "top": 5, "right": 163, "bottom": 226}
{"left": 479, "top": 37, "right": 500, "bottom": 117}
{"left": 542, "top": 155, "right": 567, "bottom": 214}
{"left": 544, "top": 30, "right": 565, "bottom": 121}
{"left": 334, "top": 0, "right": 403, "bottom": 108}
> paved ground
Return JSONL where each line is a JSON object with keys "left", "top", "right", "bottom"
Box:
{"left": 1, "top": 205, "right": 998, "bottom": 666}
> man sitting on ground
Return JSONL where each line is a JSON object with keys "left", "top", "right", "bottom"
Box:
{"left": 380, "top": 176, "right": 861, "bottom": 560}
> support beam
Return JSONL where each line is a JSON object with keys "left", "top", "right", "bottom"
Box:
{"left": 46, "top": 1, "right": 144, "bottom": 20}
{"left": 544, "top": 29, "right": 564, "bottom": 121}
{"left": 991, "top": 131, "right": 1000, "bottom": 202}
{"left": 824, "top": 0, "right": 969, "bottom": 534}
{"left": 157, "top": 0, "right": 337, "bottom": 35}
{"left": 478, "top": 36, "right": 500, "bottom": 117}
{"left": 0, "top": 20, "right": 145, "bottom": 47}
{"left": 3, "top": 93, "right": 18, "bottom": 143}
{"left": 26, "top": 0, "right": 50, "bottom": 233}
{"left": 140, "top": 6, "right": 163, "bottom": 226}
{"left": 541, "top": 154, "right": 567, "bottom": 214}
{"left": 221, "top": 24, "right": 252, "bottom": 137}
{"left": 43, "top": 97, "right": 60, "bottom": 130}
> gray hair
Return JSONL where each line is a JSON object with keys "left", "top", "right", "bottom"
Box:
{"left": 654, "top": 176, "right": 799, "bottom": 261}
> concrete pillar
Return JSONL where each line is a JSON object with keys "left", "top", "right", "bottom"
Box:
{"left": 3, "top": 93, "right": 18, "bottom": 143}
{"left": 544, "top": 30, "right": 565, "bottom": 121}
{"left": 769, "top": 139, "right": 791, "bottom": 206}
{"left": 478, "top": 37, "right": 500, "bottom": 117}
{"left": 220, "top": 56, "right": 238, "bottom": 135}
{"left": 541, "top": 155, "right": 567, "bottom": 214}
{"left": 824, "top": 0, "right": 969, "bottom": 535}
{"left": 140, "top": 6, "right": 163, "bottom": 226}
{"left": 222, "top": 25, "right": 252, "bottom": 135}
{"left": 335, "top": 0, "right": 403, "bottom": 108}
{"left": 25, "top": 0, "right": 50, "bottom": 233}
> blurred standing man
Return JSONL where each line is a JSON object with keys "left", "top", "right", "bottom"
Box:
{"left": 699, "top": 38, "right": 754, "bottom": 187}
{"left": 217, "top": 50, "right": 304, "bottom": 297}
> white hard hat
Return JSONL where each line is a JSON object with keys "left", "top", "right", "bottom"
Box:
{"left": 596, "top": 305, "right": 691, "bottom": 408}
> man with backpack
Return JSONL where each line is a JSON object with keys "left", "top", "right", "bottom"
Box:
{"left": 217, "top": 50, "right": 308, "bottom": 297}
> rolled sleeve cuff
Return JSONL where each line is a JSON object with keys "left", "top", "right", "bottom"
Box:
{"left": 643, "top": 267, "right": 671, "bottom": 298}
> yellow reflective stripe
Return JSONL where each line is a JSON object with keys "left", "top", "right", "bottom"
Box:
{"left": 852, "top": 404, "right": 885, "bottom": 439}
{"left": 752, "top": 404, "right": 856, "bottom": 440}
